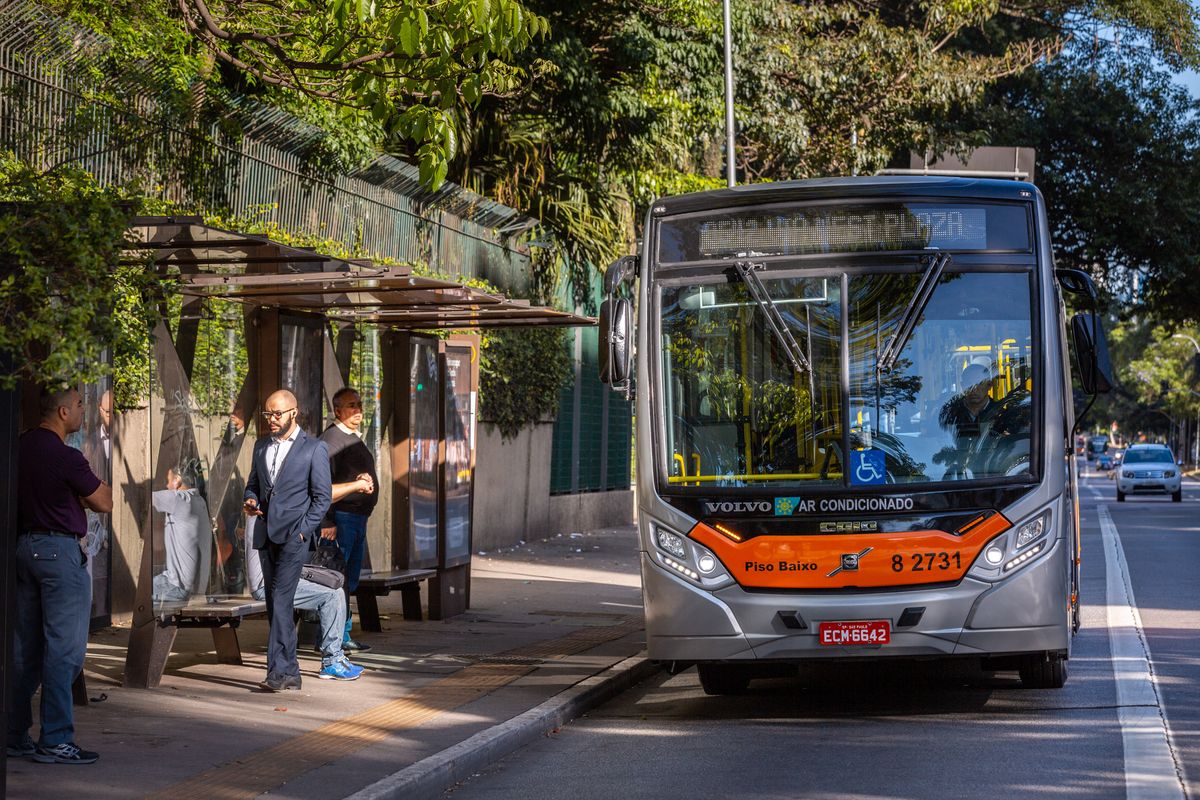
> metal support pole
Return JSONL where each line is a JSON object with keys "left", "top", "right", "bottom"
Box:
{"left": 722, "top": 0, "right": 736, "bottom": 188}
{"left": 1172, "top": 334, "right": 1200, "bottom": 468}
{"left": 0, "top": 359, "right": 19, "bottom": 799}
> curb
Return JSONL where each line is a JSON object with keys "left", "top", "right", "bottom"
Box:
{"left": 341, "top": 654, "right": 661, "bottom": 800}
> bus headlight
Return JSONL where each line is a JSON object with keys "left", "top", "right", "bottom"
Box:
{"left": 1014, "top": 513, "right": 1047, "bottom": 549}
{"left": 655, "top": 528, "right": 688, "bottom": 559}
{"left": 968, "top": 508, "right": 1053, "bottom": 580}
{"left": 651, "top": 524, "right": 734, "bottom": 589}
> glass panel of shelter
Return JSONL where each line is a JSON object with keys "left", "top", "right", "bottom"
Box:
{"left": 147, "top": 298, "right": 253, "bottom": 608}
{"left": 140, "top": 299, "right": 482, "bottom": 613}
{"left": 442, "top": 340, "right": 476, "bottom": 568}
{"left": 408, "top": 337, "right": 441, "bottom": 569}
{"left": 74, "top": 369, "right": 113, "bottom": 625}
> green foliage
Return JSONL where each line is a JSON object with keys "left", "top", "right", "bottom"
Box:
{"left": 478, "top": 326, "right": 571, "bottom": 440}
{"left": 981, "top": 48, "right": 1200, "bottom": 325}
{"left": 186, "top": 299, "right": 250, "bottom": 417}
{"left": 1120, "top": 324, "right": 1200, "bottom": 426}
{"left": 0, "top": 153, "right": 163, "bottom": 397}
{"left": 454, "top": 0, "right": 1200, "bottom": 304}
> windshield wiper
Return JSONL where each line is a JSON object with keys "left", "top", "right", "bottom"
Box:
{"left": 877, "top": 252, "right": 952, "bottom": 373}
{"left": 732, "top": 260, "right": 810, "bottom": 373}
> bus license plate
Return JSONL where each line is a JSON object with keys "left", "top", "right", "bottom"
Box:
{"left": 818, "top": 620, "right": 891, "bottom": 646}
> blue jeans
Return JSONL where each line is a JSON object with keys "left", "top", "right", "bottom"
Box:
{"left": 333, "top": 511, "right": 368, "bottom": 639}
{"left": 7, "top": 533, "right": 91, "bottom": 747}
{"left": 291, "top": 578, "right": 347, "bottom": 666}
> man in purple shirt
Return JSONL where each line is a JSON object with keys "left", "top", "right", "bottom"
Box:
{"left": 6, "top": 386, "right": 112, "bottom": 765}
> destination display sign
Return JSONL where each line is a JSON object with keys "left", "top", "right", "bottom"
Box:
{"left": 657, "top": 202, "right": 1031, "bottom": 262}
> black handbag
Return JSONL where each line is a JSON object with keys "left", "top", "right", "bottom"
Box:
{"left": 302, "top": 540, "right": 346, "bottom": 589}
{"left": 300, "top": 564, "right": 345, "bottom": 590}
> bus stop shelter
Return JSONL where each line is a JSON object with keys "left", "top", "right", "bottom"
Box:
{"left": 86, "top": 216, "right": 591, "bottom": 688}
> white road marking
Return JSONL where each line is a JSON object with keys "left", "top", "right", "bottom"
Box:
{"left": 1097, "top": 502, "right": 1187, "bottom": 799}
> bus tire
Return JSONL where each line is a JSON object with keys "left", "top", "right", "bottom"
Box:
{"left": 1172, "top": 488, "right": 1182, "bottom": 502}
{"left": 1019, "top": 653, "right": 1068, "bottom": 689}
{"left": 697, "top": 664, "right": 750, "bottom": 695}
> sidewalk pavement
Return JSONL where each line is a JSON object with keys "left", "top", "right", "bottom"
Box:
{"left": 6, "top": 525, "right": 653, "bottom": 800}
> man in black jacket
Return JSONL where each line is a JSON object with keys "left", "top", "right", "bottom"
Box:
{"left": 319, "top": 387, "right": 379, "bottom": 652}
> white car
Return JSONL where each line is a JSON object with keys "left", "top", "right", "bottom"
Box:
{"left": 1116, "top": 444, "right": 1182, "bottom": 502}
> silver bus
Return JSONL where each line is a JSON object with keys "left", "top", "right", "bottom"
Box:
{"left": 599, "top": 176, "right": 1113, "bottom": 694}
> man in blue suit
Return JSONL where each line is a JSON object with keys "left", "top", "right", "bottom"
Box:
{"left": 244, "top": 389, "right": 332, "bottom": 691}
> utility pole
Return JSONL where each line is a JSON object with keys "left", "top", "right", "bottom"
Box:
{"left": 1173, "top": 333, "right": 1200, "bottom": 467}
{"left": 722, "top": 0, "right": 736, "bottom": 188}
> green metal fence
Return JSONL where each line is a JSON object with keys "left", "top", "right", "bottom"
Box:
{"left": 0, "top": 0, "right": 534, "bottom": 293}
{"left": 1, "top": 0, "right": 630, "bottom": 497}
{"left": 550, "top": 275, "right": 633, "bottom": 495}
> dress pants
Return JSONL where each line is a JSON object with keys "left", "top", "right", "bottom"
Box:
{"left": 259, "top": 531, "right": 308, "bottom": 679}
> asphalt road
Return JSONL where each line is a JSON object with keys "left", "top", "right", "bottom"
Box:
{"left": 445, "top": 470, "right": 1198, "bottom": 800}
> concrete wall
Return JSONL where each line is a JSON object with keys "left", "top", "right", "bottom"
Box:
{"left": 472, "top": 421, "right": 634, "bottom": 551}
{"left": 547, "top": 489, "right": 634, "bottom": 534}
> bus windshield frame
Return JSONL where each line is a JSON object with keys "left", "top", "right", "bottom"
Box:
{"left": 649, "top": 201, "right": 1043, "bottom": 498}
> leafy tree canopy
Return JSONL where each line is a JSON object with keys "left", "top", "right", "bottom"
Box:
{"left": 0, "top": 153, "right": 162, "bottom": 395}
{"left": 981, "top": 47, "right": 1200, "bottom": 324}
{"left": 45, "top": 0, "right": 549, "bottom": 187}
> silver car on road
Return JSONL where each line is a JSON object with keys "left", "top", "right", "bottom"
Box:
{"left": 1116, "top": 444, "right": 1182, "bottom": 502}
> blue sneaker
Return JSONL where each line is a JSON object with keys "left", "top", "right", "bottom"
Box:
{"left": 319, "top": 658, "right": 363, "bottom": 681}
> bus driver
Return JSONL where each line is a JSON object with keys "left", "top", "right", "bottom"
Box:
{"left": 939, "top": 362, "right": 998, "bottom": 441}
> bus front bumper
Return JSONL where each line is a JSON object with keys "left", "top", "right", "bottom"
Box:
{"left": 640, "top": 541, "right": 1069, "bottom": 662}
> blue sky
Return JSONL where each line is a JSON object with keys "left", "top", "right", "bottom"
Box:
{"left": 1176, "top": 69, "right": 1200, "bottom": 97}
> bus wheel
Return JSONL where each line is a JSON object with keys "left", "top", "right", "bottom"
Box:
{"left": 697, "top": 664, "right": 750, "bottom": 695}
{"left": 1019, "top": 653, "right": 1068, "bottom": 689}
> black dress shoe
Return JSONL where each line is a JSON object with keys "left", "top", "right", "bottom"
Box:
{"left": 261, "top": 674, "right": 302, "bottom": 692}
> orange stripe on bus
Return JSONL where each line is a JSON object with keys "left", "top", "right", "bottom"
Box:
{"left": 688, "top": 513, "right": 1012, "bottom": 590}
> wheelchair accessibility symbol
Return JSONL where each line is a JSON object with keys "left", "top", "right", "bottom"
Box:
{"left": 851, "top": 449, "right": 886, "bottom": 486}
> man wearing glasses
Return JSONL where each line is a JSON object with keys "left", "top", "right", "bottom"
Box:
{"left": 244, "top": 389, "right": 332, "bottom": 691}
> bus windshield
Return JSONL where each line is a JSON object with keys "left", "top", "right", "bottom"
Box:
{"left": 660, "top": 269, "right": 1035, "bottom": 489}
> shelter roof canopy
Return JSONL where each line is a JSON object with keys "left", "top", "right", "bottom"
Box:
{"left": 124, "top": 217, "right": 594, "bottom": 330}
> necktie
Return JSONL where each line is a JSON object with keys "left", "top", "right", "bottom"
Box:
{"left": 270, "top": 440, "right": 281, "bottom": 482}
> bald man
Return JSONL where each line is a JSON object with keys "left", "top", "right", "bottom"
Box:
{"left": 244, "top": 390, "right": 332, "bottom": 691}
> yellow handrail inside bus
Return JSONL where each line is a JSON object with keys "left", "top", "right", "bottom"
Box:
{"left": 667, "top": 472, "right": 841, "bottom": 484}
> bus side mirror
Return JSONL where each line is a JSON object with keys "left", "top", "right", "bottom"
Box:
{"left": 1055, "top": 268, "right": 1096, "bottom": 298}
{"left": 1071, "top": 313, "right": 1115, "bottom": 394}
{"left": 599, "top": 255, "right": 638, "bottom": 392}
{"left": 599, "top": 297, "right": 633, "bottom": 386}
{"left": 604, "top": 255, "right": 638, "bottom": 295}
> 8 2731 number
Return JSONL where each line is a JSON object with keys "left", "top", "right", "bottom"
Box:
{"left": 891, "top": 552, "right": 962, "bottom": 572}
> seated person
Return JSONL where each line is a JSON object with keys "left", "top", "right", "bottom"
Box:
{"left": 151, "top": 465, "right": 212, "bottom": 603}
{"left": 245, "top": 519, "right": 364, "bottom": 681}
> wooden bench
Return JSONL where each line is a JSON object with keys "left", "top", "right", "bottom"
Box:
{"left": 124, "top": 596, "right": 267, "bottom": 689}
{"left": 354, "top": 569, "right": 436, "bottom": 631}
{"left": 158, "top": 597, "right": 268, "bottom": 665}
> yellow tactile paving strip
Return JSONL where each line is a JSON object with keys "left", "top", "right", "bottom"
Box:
{"left": 145, "top": 616, "right": 642, "bottom": 800}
